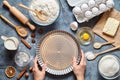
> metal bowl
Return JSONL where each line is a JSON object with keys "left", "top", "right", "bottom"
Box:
{"left": 29, "top": 0, "right": 60, "bottom": 26}
{"left": 36, "top": 30, "right": 81, "bottom": 75}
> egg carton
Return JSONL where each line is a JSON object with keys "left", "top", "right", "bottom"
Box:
{"left": 67, "top": 0, "right": 114, "bottom": 23}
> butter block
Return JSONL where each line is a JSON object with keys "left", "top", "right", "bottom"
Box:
{"left": 103, "top": 18, "right": 120, "bottom": 37}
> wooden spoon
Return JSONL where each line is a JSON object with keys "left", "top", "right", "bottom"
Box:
{"left": 87, "top": 46, "right": 120, "bottom": 60}
{"left": 0, "top": 15, "right": 28, "bottom": 38}
{"left": 19, "top": 3, "right": 48, "bottom": 21}
{"left": 93, "top": 40, "right": 115, "bottom": 49}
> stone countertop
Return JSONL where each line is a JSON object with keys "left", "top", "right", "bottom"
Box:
{"left": 0, "top": 0, "right": 120, "bottom": 80}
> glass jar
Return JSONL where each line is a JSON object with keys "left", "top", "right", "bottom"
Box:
{"left": 15, "top": 51, "right": 32, "bottom": 67}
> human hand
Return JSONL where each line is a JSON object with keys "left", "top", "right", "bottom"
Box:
{"left": 73, "top": 50, "right": 86, "bottom": 80}
{"left": 33, "top": 56, "right": 46, "bottom": 80}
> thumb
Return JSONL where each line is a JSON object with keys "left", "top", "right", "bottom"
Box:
{"left": 42, "top": 64, "right": 47, "bottom": 72}
{"left": 72, "top": 57, "right": 77, "bottom": 67}
{"left": 33, "top": 56, "right": 39, "bottom": 71}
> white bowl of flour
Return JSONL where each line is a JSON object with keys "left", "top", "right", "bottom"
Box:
{"left": 29, "top": 0, "right": 60, "bottom": 26}
{"left": 98, "top": 55, "right": 120, "bottom": 79}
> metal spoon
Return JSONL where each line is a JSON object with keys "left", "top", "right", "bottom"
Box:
{"left": 0, "top": 15, "right": 28, "bottom": 38}
{"left": 93, "top": 40, "right": 115, "bottom": 49}
{"left": 19, "top": 3, "right": 48, "bottom": 21}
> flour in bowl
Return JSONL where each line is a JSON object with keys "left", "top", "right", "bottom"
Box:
{"left": 30, "top": 0, "right": 60, "bottom": 25}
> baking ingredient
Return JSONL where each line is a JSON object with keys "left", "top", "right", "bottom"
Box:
{"left": 106, "top": 0, "right": 114, "bottom": 8}
{"left": 99, "top": 55, "right": 120, "bottom": 77}
{"left": 29, "top": 67, "right": 33, "bottom": 72}
{"left": 15, "top": 52, "right": 31, "bottom": 67}
{"left": 99, "top": 4, "right": 107, "bottom": 11}
{"left": 70, "top": 21, "right": 78, "bottom": 31}
{"left": 72, "top": 6, "right": 82, "bottom": 15}
{"left": 38, "top": 28, "right": 43, "bottom": 34}
{"left": 95, "top": 0, "right": 102, "bottom": 4}
{"left": 92, "top": 7, "right": 99, "bottom": 15}
{"left": 93, "top": 42, "right": 102, "bottom": 49}
{"left": 81, "top": 4, "right": 89, "bottom": 12}
{"left": 31, "top": 32, "right": 36, "bottom": 38}
{"left": 5, "top": 66, "right": 16, "bottom": 78}
{"left": 77, "top": 27, "right": 94, "bottom": 45}
{"left": 103, "top": 18, "right": 120, "bottom": 37}
{"left": 19, "top": 52, "right": 30, "bottom": 63}
{"left": 30, "top": 0, "right": 59, "bottom": 24}
{"left": 85, "top": 51, "right": 95, "bottom": 60}
{"left": 88, "top": 0, "right": 96, "bottom": 8}
{"left": 68, "top": 0, "right": 114, "bottom": 23}
{"left": 85, "top": 11, "right": 92, "bottom": 18}
{"left": 4, "top": 40, "right": 16, "bottom": 50}
{"left": 21, "top": 38, "right": 31, "bottom": 49}
{"left": 1, "top": 36, "right": 19, "bottom": 50}
{"left": 82, "top": 33, "right": 90, "bottom": 40}
{"left": 25, "top": 72, "right": 29, "bottom": 78}
{"left": 17, "top": 68, "right": 27, "bottom": 80}
{"left": 32, "top": 39, "right": 36, "bottom": 43}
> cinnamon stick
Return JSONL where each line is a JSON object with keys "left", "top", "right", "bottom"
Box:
{"left": 21, "top": 38, "right": 31, "bottom": 49}
{"left": 17, "top": 68, "right": 27, "bottom": 80}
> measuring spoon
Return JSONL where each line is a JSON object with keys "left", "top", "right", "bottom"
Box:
{"left": 19, "top": 3, "right": 48, "bottom": 21}
{"left": 0, "top": 15, "right": 28, "bottom": 38}
{"left": 93, "top": 40, "right": 115, "bottom": 49}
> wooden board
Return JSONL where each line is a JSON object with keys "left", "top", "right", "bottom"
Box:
{"left": 93, "top": 9, "right": 120, "bottom": 48}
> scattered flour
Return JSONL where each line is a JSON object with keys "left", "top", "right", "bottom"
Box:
{"left": 85, "top": 51, "right": 95, "bottom": 60}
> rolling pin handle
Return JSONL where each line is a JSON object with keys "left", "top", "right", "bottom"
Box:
{"left": 3, "top": 0, "right": 11, "bottom": 9}
{"left": 26, "top": 22, "right": 36, "bottom": 31}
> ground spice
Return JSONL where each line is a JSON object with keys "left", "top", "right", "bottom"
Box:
{"left": 31, "top": 32, "right": 36, "bottom": 38}
{"left": 38, "top": 28, "right": 43, "bottom": 34}
{"left": 25, "top": 72, "right": 29, "bottom": 78}
{"left": 32, "top": 39, "right": 36, "bottom": 43}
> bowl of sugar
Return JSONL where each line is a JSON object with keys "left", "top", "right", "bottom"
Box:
{"left": 98, "top": 55, "right": 120, "bottom": 79}
{"left": 29, "top": 0, "right": 60, "bottom": 26}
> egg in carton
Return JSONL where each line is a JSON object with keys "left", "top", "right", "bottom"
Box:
{"left": 67, "top": 0, "right": 114, "bottom": 23}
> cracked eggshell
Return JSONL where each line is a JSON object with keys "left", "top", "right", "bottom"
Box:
{"left": 70, "top": 21, "right": 78, "bottom": 31}
{"left": 106, "top": 0, "right": 114, "bottom": 8}
{"left": 92, "top": 7, "right": 99, "bottom": 15}
{"left": 88, "top": 0, "right": 96, "bottom": 8}
{"left": 81, "top": 4, "right": 89, "bottom": 12}
{"left": 72, "top": 6, "right": 82, "bottom": 15}
{"left": 99, "top": 3, "right": 107, "bottom": 11}
{"left": 85, "top": 11, "right": 92, "bottom": 18}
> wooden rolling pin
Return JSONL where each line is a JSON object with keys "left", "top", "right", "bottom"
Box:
{"left": 3, "top": 0, "right": 35, "bottom": 31}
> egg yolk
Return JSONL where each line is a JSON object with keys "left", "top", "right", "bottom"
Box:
{"left": 82, "top": 33, "right": 90, "bottom": 40}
